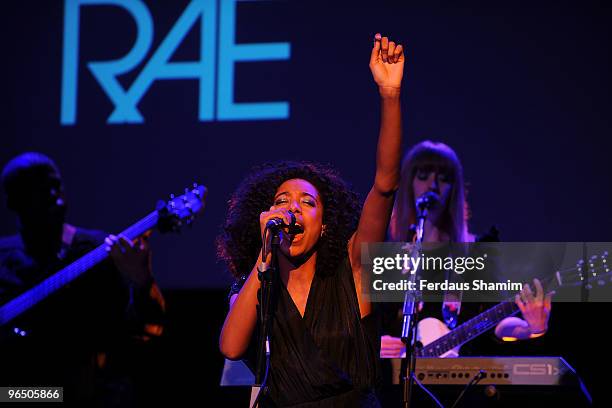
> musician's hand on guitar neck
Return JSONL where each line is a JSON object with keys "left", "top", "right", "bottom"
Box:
{"left": 105, "top": 233, "right": 153, "bottom": 289}
{"left": 515, "top": 278, "right": 553, "bottom": 337}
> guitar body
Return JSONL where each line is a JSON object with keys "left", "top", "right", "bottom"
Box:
{"left": 395, "top": 318, "right": 460, "bottom": 359}
{"left": 417, "top": 318, "right": 459, "bottom": 358}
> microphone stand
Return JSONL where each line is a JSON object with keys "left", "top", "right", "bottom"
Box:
{"left": 400, "top": 205, "right": 428, "bottom": 408}
{"left": 252, "top": 227, "right": 280, "bottom": 407}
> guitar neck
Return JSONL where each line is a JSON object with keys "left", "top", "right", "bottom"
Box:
{"left": 0, "top": 211, "right": 159, "bottom": 326}
{"left": 418, "top": 301, "right": 520, "bottom": 358}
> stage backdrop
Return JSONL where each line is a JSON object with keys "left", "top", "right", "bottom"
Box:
{"left": 2, "top": 0, "right": 611, "bottom": 289}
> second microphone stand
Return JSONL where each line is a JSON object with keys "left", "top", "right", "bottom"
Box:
{"left": 400, "top": 205, "right": 428, "bottom": 408}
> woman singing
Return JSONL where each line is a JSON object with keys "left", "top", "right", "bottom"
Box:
{"left": 218, "top": 33, "right": 404, "bottom": 406}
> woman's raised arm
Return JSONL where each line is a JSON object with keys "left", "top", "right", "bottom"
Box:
{"left": 350, "top": 33, "right": 405, "bottom": 317}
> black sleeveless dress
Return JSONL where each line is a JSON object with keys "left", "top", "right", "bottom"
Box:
{"left": 233, "top": 257, "right": 382, "bottom": 407}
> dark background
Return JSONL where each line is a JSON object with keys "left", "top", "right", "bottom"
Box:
{"left": 2, "top": 0, "right": 611, "bottom": 405}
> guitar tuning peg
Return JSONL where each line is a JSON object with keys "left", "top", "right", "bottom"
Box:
{"left": 13, "top": 327, "right": 27, "bottom": 337}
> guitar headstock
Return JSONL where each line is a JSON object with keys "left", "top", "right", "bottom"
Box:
{"left": 157, "top": 184, "right": 207, "bottom": 233}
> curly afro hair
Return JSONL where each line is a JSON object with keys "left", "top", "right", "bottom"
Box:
{"left": 217, "top": 161, "right": 361, "bottom": 279}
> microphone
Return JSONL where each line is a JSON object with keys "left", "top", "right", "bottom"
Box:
{"left": 266, "top": 211, "right": 296, "bottom": 231}
{"left": 416, "top": 191, "right": 439, "bottom": 211}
